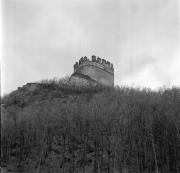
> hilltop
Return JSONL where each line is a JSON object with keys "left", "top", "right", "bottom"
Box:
{"left": 1, "top": 78, "right": 180, "bottom": 173}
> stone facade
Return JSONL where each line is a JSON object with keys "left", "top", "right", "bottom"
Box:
{"left": 69, "top": 55, "right": 114, "bottom": 87}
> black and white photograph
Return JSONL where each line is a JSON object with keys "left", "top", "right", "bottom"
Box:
{"left": 1, "top": 0, "right": 180, "bottom": 172}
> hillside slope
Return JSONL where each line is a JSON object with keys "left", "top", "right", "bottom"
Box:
{"left": 1, "top": 79, "right": 180, "bottom": 173}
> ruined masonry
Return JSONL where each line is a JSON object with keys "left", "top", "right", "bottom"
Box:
{"left": 69, "top": 55, "right": 114, "bottom": 87}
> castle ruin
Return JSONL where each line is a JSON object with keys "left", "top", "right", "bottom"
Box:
{"left": 69, "top": 55, "right": 114, "bottom": 87}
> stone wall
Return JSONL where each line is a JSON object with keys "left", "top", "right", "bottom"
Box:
{"left": 68, "top": 73, "right": 98, "bottom": 87}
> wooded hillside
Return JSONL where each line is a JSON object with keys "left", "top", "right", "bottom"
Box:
{"left": 1, "top": 79, "right": 180, "bottom": 173}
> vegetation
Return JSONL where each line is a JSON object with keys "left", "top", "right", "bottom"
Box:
{"left": 1, "top": 78, "right": 180, "bottom": 173}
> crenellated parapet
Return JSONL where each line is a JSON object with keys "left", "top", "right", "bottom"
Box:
{"left": 74, "top": 55, "right": 114, "bottom": 74}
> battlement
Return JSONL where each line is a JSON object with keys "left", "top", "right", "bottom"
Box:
{"left": 74, "top": 55, "right": 114, "bottom": 74}
{"left": 71, "top": 55, "right": 114, "bottom": 86}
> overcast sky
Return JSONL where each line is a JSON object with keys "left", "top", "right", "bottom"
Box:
{"left": 1, "top": 0, "right": 180, "bottom": 95}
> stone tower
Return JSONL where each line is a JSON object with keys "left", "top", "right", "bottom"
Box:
{"left": 69, "top": 55, "right": 114, "bottom": 87}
